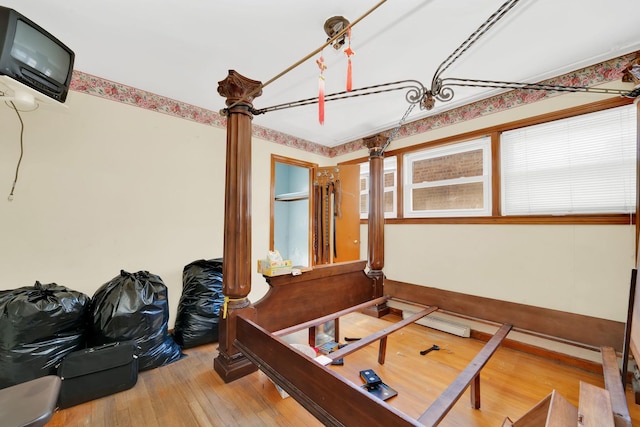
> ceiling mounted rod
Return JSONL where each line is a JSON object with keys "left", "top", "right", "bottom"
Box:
{"left": 252, "top": 70, "right": 638, "bottom": 116}
{"left": 249, "top": 0, "right": 638, "bottom": 123}
{"left": 430, "top": 0, "right": 521, "bottom": 90}
{"left": 253, "top": 80, "right": 426, "bottom": 115}
{"left": 441, "top": 78, "right": 637, "bottom": 96}
{"left": 425, "top": 0, "right": 521, "bottom": 109}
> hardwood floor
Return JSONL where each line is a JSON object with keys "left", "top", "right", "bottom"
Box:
{"left": 48, "top": 312, "right": 640, "bottom": 426}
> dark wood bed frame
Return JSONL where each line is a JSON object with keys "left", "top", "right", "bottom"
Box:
{"left": 212, "top": 70, "right": 636, "bottom": 427}
{"left": 210, "top": 70, "right": 513, "bottom": 426}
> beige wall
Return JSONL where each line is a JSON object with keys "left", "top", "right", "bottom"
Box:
{"left": 0, "top": 85, "right": 635, "bottom": 332}
{"left": 358, "top": 223, "right": 634, "bottom": 321}
{"left": 343, "top": 87, "right": 636, "bottom": 323}
{"left": 0, "top": 91, "right": 328, "bottom": 328}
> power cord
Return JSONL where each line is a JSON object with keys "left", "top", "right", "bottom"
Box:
{"left": 7, "top": 100, "right": 24, "bottom": 201}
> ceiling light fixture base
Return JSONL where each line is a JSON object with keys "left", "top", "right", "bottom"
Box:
{"left": 324, "top": 16, "right": 350, "bottom": 50}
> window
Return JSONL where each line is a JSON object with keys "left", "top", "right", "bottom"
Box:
{"left": 501, "top": 104, "right": 637, "bottom": 215}
{"left": 403, "top": 137, "right": 492, "bottom": 217}
{"left": 360, "top": 156, "right": 397, "bottom": 219}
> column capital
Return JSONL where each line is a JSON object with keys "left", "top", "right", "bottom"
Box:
{"left": 622, "top": 56, "right": 640, "bottom": 85}
{"left": 363, "top": 134, "right": 387, "bottom": 157}
{"left": 218, "top": 70, "right": 263, "bottom": 109}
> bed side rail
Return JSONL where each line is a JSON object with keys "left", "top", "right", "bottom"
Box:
{"left": 235, "top": 314, "right": 421, "bottom": 427}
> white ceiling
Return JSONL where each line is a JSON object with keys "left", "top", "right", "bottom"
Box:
{"left": 2, "top": 0, "right": 640, "bottom": 147}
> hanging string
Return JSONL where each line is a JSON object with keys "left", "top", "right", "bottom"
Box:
{"left": 344, "top": 28, "right": 354, "bottom": 92}
{"left": 7, "top": 100, "right": 25, "bottom": 202}
{"left": 316, "top": 52, "right": 327, "bottom": 125}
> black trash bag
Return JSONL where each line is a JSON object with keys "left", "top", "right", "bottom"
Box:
{"left": 89, "top": 270, "right": 184, "bottom": 371}
{"left": 0, "top": 281, "right": 89, "bottom": 389}
{"left": 173, "top": 258, "right": 224, "bottom": 348}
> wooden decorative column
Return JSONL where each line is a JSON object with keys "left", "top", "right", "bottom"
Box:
{"left": 363, "top": 134, "right": 389, "bottom": 317}
{"left": 214, "top": 70, "right": 262, "bottom": 383}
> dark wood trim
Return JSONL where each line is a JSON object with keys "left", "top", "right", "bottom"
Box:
{"left": 385, "top": 279, "right": 625, "bottom": 351}
{"left": 472, "top": 330, "right": 603, "bottom": 374}
{"left": 370, "top": 213, "right": 634, "bottom": 225}
{"left": 269, "top": 154, "right": 317, "bottom": 265}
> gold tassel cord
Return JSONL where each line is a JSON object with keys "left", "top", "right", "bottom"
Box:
{"left": 222, "top": 296, "right": 248, "bottom": 319}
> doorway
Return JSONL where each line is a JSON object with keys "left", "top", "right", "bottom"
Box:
{"left": 271, "top": 155, "right": 315, "bottom": 268}
{"left": 270, "top": 155, "right": 361, "bottom": 269}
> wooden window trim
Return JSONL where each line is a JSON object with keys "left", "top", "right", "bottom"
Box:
{"left": 345, "top": 97, "right": 636, "bottom": 225}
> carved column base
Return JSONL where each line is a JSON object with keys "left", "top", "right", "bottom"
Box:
{"left": 364, "top": 270, "right": 390, "bottom": 318}
{"left": 362, "top": 303, "right": 390, "bottom": 318}
{"left": 214, "top": 350, "right": 257, "bottom": 383}
{"left": 213, "top": 301, "right": 257, "bottom": 383}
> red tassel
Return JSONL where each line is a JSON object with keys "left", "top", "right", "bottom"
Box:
{"left": 344, "top": 29, "right": 354, "bottom": 92}
{"left": 316, "top": 54, "right": 327, "bottom": 125}
{"left": 318, "top": 75, "right": 325, "bottom": 125}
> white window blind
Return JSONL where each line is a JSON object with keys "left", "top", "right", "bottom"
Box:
{"left": 359, "top": 156, "right": 397, "bottom": 219}
{"left": 501, "top": 104, "right": 637, "bottom": 215}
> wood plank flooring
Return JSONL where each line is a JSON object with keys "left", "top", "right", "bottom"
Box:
{"left": 48, "top": 312, "right": 640, "bottom": 426}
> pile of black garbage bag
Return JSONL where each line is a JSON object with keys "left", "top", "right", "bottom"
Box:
{"left": 172, "top": 258, "right": 225, "bottom": 348}
{"left": 88, "top": 270, "right": 185, "bottom": 371}
{"left": 0, "top": 281, "right": 89, "bottom": 389}
{"left": 0, "top": 259, "right": 225, "bottom": 389}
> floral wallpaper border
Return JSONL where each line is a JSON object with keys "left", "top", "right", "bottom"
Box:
{"left": 70, "top": 53, "right": 637, "bottom": 158}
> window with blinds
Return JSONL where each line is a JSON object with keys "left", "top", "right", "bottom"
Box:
{"left": 501, "top": 104, "right": 637, "bottom": 216}
{"left": 359, "top": 156, "right": 397, "bottom": 219}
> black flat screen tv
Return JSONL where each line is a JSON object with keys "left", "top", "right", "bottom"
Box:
{"left": 0, "top": 6, "right": 74, "bottom": 103}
